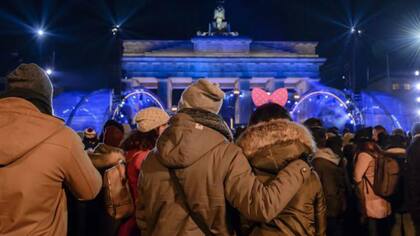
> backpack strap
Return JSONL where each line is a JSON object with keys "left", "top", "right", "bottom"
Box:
{"left": 168, "top": 169, "right": 216, "bottom": 236}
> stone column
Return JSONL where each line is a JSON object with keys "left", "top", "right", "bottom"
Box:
{"left": 157, "top": 78, "right": 172, "bottom": 110}
{"left": 234, "top": 78, "right": 251, "bottom": 125}
{"left": 267, "top": 78, "right": 285, "bottom": 92}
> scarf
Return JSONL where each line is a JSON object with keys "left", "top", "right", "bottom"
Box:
{"left": 179, "top": 108, "right": 233, "bottom": 142}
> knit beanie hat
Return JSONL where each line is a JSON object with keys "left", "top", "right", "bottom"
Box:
{"left": 178, "top": 79, "right": 225, "bottom": 114}
{"left": 135, "top": 107, "right": 170, "bottom": 133}
{"left": 2, "top": 63, "right": 53, "bottom": 114}
{"left": 84, "top": 128, "right": 97, "bottom": 139}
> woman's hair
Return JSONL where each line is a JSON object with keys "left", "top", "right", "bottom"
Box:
{"left": 355, "top": 139, "right": 382, "bottom": 157}
{"left": 326, "top": 135, "right": 344, "bottom": 157}
{"left": 120, "top": 129, "right": 159, "bottom": 151}
{"left": 248, "top": 103, "right": 292, "bottom": 126}
{"left": 310, "top": 127, "right": 327, "bottom": 148}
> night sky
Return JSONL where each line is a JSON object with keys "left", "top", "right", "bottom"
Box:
{"left": 0, "top": 0, "right": 419, "bottom": 90}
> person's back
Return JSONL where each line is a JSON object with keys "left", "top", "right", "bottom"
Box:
{"left": 237, "top": 118, "right": 326, "bottom": 236}
{"left": 136, "top": 80, "right": 311, "bottom": 236}
{"left": 0, "top": 64, "right": 102, "bottom": 235}
{"left": 407, "top": 123, "right": 420, "bottom": 234}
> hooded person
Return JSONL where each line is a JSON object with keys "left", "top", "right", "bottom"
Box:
{"left": 83, "top": 127, "right": 99, "bottom": 151}
{"left": 136, "top": 79, "right": 311, "bottom": 236}
{"left": 311, "top": 127, "right": 349, "bottom": 236}
{"left": 0, "top": 63, "right": 102, "bottom": 236}
{"left": 407, "top": 123, "right": 420, "bottom": 235}
{"left": 236, "top": 103, "right": 327, "bottom": 236}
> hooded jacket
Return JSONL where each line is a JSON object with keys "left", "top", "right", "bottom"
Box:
{"left": 136, "top": 111, "right": 311, "bottom": 236}
{"left": 0, "top": 97, "right": 102, "bottom": 236}
{"left": 312, "top": 148, "right": 349, "bottom": 218}
{"left": 237, "top": 119, "right": 327, "bottom": 236}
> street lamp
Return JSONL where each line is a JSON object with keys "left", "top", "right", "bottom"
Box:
{"left": 112, "top": 25, "right": 120, "bottom": 35}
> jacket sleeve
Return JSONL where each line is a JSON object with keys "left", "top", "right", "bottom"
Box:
{"left": 136, "top": 171, "right": 148, "bottom": 234}
{"left": 313, "top": 173, "right": 327, "bottom": 236}
{"left": 353, "top": 153, "right": 372, "bottom": 183}
{"left": 64, "top": 129, "right": 102, "bottom": 200}
{"left": 224, "top": 145, "right": 311, "bottom": 223}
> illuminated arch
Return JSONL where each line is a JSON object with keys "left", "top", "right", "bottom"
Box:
{"left": 291, "top": 90, "right": 363, "bottom": 128}
{"left": 112, "top": 88, "right": 165, "bottom": 126}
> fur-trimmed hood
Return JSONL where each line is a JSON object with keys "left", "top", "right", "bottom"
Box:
{"left": 236, "top": 119, "right": 316, "bottom": 174}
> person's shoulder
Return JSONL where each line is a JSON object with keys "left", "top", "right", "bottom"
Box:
{"left": 45, "top": 125, "right": 83, "bottom": 149}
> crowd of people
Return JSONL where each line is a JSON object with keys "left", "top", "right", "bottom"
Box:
{"left": 1, "top": 63, "right": 420, "bottom": 236}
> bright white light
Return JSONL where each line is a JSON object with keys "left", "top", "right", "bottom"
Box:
{"left": 46, "top": 68, "right": 52, "bottom": 75}
{"left": 357, "top": 29, "right": 363, "bottom": 35}
{"left": 346, "top": 100, "right": 351, "bottom": 104}
{"left": 416, "top": 83, "right": 420, "bottom": 90}
{"left": 350, "top": 27, "right": 356, "bottom": 34}
{"left": 415, "top": 70, "right": 420, "bottom": 76}
{"left": 37, "top": 29, "right": 44, "bottom": 36}
{"left": 416, "top": 97, "right": 420, "bottom": 103}
{"left": 417, "top": 110, "right": 420, "bottom": 116}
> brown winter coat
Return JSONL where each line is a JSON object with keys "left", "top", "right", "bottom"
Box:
{"left": 237, "top": 119, "right": 327, "bottom": 236}
{"left": 0, "top": 97, "right": 102, "bottom": 236}
{"left": 136, "top": 110, "right": 311, "bottom": 236}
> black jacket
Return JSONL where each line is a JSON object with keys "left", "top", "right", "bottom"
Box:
{"left": 313, "top": 148, "right": 349, "bottom": 218}
{"left": 407, "top": 136, "right": 420, "bottom": 224}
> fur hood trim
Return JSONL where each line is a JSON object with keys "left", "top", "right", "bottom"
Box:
{"left": 237, "top": 119, "right": 316, "bottom": 157}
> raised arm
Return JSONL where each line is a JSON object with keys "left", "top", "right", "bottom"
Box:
{"left": 224, "top": 145, "right": 310, "bottom": 222}
{"left": 64, "top": 129, "right": 102, "bottom": 200}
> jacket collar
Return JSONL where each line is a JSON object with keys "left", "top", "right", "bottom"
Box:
{"left": 314, "top": 148, "right": 341, "bottom": 166}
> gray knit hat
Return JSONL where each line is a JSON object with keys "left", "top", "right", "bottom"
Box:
{"left": 178, "top": 79, "right": 225, "bottom": 114}
{"left": 4, "top": 63, "right": 53, "bottom": 112}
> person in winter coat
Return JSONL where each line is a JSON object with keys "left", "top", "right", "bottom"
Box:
{"left": 118, "top": 107, "right": 169, "bottom": 236}
{"left": 83, "top": 143, "right": 126, "bottom": 236}
{"left": 83, "top": 127, "right": 99, "bottom": 151}
{"left": 136, "top": 79, "right": 312, "bottom": 236}
{"left": 353, "top": 127, "right": 392, "bottom": 236}
{"left": 311, "top": 127, "right": 349, "bottom": 236}
{"left": 407, "top": 123, "right": 420, "bottom": 236}
{"left": 101, "top": 120, "right": 125, "bottom": 147}
{"left": 236, "top": 103, "right": 327, "bottom": 236}
{"left": 0, "top": 63, "right": 102, "bottom": 236}
{"left": 385, "top": 135, "right": 415, "bottom": 236}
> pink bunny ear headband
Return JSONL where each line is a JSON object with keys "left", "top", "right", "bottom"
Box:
{"left": 251, "top": 88, "right": 288, "bottom": 107}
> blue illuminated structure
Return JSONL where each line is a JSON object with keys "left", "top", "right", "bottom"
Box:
{"left": 52, "top": 5, "right": 415, "bottom": 132}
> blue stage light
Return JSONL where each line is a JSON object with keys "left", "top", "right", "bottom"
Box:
{"left": 37, "top": 30, "right": 44, "bottom": 36}
{"left": 46, "top": 68, "right": 52, "bottom": 75}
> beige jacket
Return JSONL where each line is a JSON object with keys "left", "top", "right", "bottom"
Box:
{"left": 0, "top": 97, "right": 102, "bottom": 236}
{"left": 237, "top": 119, "right": 327, "bottom": 236}
{"left": 353, "top": 152, "right": 391, "bottom": 219}
{"left": 136, "top": 112, "right": 311, "bottom": 236}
